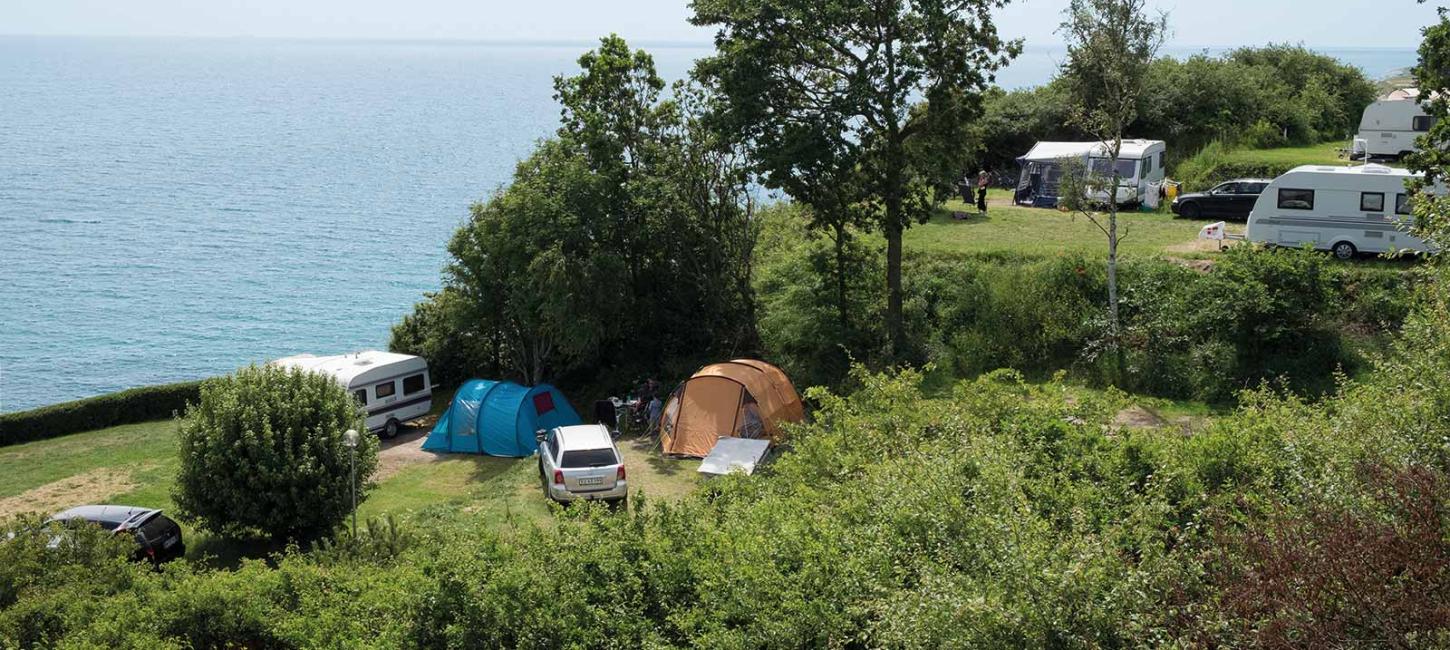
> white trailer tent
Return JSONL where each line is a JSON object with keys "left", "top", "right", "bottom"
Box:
{"left": 1245, "top": 164, "right": 1437, "bottom": 260}
{"left": 272, "top": 350, "right": 432, "bottom": 438}
{"left": 1014, "top": 139, "right": 1166, "bottom": 208}
{"left": 1353, "top": 89, "right": 1435, "bottom": 160}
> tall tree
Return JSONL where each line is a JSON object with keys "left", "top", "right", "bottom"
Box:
{"left": 1056, "top": 0, "right": 1167, "bottom": 378}
{"left": 691, "top": 0, "right": 1019, "bottom": 355}
{"left": 1408, "top": 6, "right": 1450, "bottom": 249}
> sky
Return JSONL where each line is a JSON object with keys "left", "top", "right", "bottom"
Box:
{"left": 0, "top": 0, "right": 1441, "bottom": 49}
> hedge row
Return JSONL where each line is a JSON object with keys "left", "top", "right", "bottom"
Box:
{"left": 0, "top": 381, "right": 202, "bottom": 447}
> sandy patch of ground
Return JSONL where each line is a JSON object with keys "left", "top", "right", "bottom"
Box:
{"left": 0, "top": 467, "right": 140, "bottom": 517}
{"left": 374, "top": 419, "right": 441, "bottom": 483}
{"left": 1114, "top": 405, "right": 1167, "bottom": 429}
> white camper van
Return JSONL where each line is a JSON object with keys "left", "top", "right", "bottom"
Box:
{"left": 1353, "top": 92, "right": 1435, "bottom": 160}
{"left": 272, "top": 351, "right": 432, "bottom": 438}
{"left": 1245, "top": 164, "right": 1433, "bottom": 260}
{"left": 1015, "top": 139, "right": 1166, "bottom": 208}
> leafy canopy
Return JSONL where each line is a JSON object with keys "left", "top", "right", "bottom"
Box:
{"left": 173, "top": 364, "right": 377, "bottom": 539}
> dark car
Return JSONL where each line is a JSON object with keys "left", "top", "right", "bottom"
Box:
{"left": 1171, "top": 179, "right": 1272, "bottom": 220}
{"left": 50, "top": 505, "right": 185, "bottom": 564}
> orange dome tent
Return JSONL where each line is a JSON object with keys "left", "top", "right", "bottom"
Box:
{"left": 658, "top": 359, "right": 804, "bottom": 457}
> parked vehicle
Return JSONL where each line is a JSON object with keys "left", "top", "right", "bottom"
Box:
{"left": 49, "top": 505, "right": 185, "bottom": 564}
{"left": 1171, "top": 179, "right": 1272, "bottom": 220}
{"left": 273, "top": 350, "right": 431, "bottom": 439}
{"left": 1353, "top": 91, "right": 1435, "bottom": 161}
{"left": 1014, "top": 139, "right": 1166, "bottom": 208}
{"left": 537, "top": 424, "right": 627, "bottom": 506}
{"left": 1246, "top": 163, "right": 1435, "bottom": 260}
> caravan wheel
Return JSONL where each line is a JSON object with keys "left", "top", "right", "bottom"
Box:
{"left": 382, "top": 418, "right": 400, "bottom": 440}
{"left": 1332, "top": 241, "right": 1357, "bottom": 261}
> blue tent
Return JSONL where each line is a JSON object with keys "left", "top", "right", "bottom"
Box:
{"left": 423, "top": 379, "right": 581, "bottom": 457}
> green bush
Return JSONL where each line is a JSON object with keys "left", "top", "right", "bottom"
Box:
{"left": 0, "top": 380, "right": 202, "bottom": 447}
{"left": 173, "top": 365, "right": 378, "bottom": 540}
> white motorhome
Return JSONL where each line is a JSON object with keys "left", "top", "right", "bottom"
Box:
{"left": 272, "top": 350, "right": 432, "bottom": 438}
{"left": 1353, "top": 90, "right": 1435, "bottom": 160}
{"left": 1015, "top": 139, "right": 1166, "bottom": 208}
{"left": 1245, "top": 164, "right": 1434, "bottom": 260}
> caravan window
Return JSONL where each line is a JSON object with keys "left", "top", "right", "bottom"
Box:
{"left": 1277, "top": 188, "right": 1314, "bottom": 211}
{"left": 1360, "top": 192, "right": 1385, "bottom": 212}
{"left": 1414, "top": 115, "right": 1437, "bottom": 132}
{"left": 353, "top": 389, "right": 368, "bottom": 406}
{"left": 402, "top": 373, "right": 426, "bottom": 396}
{"left": 1090, "top": 158, "right": 1138, "bottom": 178}
{"left": 375, "top": 381, "right": 395, "bottom": 399}
{"left": 1142, "top": 155, "right": 1154, "bottom": 175}
{"left": 1397, "top": 193, "right": 1413, "bottom": 215}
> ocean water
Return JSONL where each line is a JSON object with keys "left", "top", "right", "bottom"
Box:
{"left": 0, "top": 37, "right": 1417, "bottom": 412}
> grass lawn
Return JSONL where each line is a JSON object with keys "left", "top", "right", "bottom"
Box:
{"left": 0, "top": 397, "right": 699, "bottom": 565}
{"left": 907, "top": 189, "right": 1233, "bottom": 259}
{"left": 1217, "top": 141, "right": 1356, "bottom": 168}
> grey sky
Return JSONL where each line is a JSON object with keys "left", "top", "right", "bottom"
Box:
{"left": 2, "top": 0, "right": 1439, "bottom": 49}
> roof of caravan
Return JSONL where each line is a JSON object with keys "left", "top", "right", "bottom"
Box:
{"left": 272, "top": 350, "right": 423, "bottom": 385}
{"left": 1021, "top": 139, "right": 1164, "bottom": 162}
{"left": 1282, "top": 163, "right": 1419, "bottom": 178}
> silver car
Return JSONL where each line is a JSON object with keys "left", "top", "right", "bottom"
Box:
{"left": 538, "top": 424, "right": 628, "bottom": 506}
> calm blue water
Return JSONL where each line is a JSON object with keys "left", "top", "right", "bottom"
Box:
{"left": 0, "top": 37, "right": 1417, "bottom": 412}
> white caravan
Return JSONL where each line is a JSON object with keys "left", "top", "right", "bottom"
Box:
{"left": 1015, "top": 139, "right": 1166, "bottom": 207}
{"left": 1353, "top": 91, "right": 1434, "bottom": 160}
{"left": 1245, "top": 164, "right": 1434, "bottom": 260}
{"left": 272, "top": 350, "right": 432, "bottom": 438}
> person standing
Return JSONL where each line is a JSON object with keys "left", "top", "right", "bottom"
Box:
{"left": 976, "top": 170, "right": 990, "bottom": 215}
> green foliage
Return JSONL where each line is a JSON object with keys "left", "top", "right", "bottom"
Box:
{"left": 0, "top": 380, "right": 202, "bottom": 447}
{"left": 389, "top": 289, "right": 496, "bottom": 389}
{"left": 401, "top": 36, "right": 759, "bottom": 387}
{"left": 173, "top": 364, "right": 377, "bottom": 539}
{"left": 691, "top": 0, "right": 1021, "bottom": 352}
{"left": 760, "top": 239, "right": 1379, "bottom": 402}
{"left": 969, "top": 46, "right": 1377, "bottom": 176}
{"left": 7, "top": 341, "right": 1450, "bottom": 647}
{"left": 1173, "top": 140, "right": 1321, "bottom": 192}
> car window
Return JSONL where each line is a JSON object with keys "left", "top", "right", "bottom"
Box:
{"left": 135, "top": 514, "right": 176, "bottom": 543}
{"left": 1247, "top": 183, "right": 1268, "bottom": 194}
{"left": 560, "top": 448, "right": 618, "bottom": 468}
{"left": 1277, "top": 188, "right": 1314, "bottom": 210}
{"left": 1216, "top": 183, "right": 1239, "bottom": 194}
{"left": 1361, "top": 192, "right": 1385, "bottom": 213}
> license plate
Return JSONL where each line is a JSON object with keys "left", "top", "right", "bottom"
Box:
{"left": 577, "top": 476, "right": 602, "bottom": 486}
{"left": 163, "top": 535, "right": 178, "bottom": 549}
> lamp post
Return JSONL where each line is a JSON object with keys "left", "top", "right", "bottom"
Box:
{"left": 343, "top": 428, "right": 359, "bottom": 537}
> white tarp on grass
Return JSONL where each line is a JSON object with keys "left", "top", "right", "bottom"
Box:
{"left": 698, "top": 437, "right": 772, "bottom": 476}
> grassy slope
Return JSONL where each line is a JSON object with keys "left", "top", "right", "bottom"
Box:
{"left": 1218, "top": 141, "right": 1353, "bottom": 168}
{"left": 0, "top": 407, "right": 697, "bottom": 564}
{"left": 906, "top": 189, "right": 1231, "bottom": 258}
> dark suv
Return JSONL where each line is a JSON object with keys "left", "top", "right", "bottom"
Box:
{"left": 1171, "top": 179, "right": 1272, "bottom": 220}
{"left": 50, "top": 505, "right": 186, "bottom": 564}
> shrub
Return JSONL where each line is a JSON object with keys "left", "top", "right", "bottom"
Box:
{"left": 172, "top": 365, "right": 377, "bottom": 539}
{"left": 0, "top": 380, "right": 202, "bottom": 447}
{"left": 1212, "top": 464, "right": 1450, "bottom": 648}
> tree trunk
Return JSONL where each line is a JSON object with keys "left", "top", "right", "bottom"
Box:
{"left": 834, "top": 222, "right": 850, "bottom": 332}
{"left": 884, "top": 201, "right": 905, "bottom": 357}
{"left": 1106, "top": 198, "right": 1122, "bottom": 380}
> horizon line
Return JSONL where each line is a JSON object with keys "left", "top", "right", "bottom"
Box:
{"left": 0, "top": 33, "right": 1419, "bottom": 52}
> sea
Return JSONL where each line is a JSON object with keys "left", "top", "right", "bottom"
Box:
{"left": 0, "top": 36, "right": 1418, "bottom": 412}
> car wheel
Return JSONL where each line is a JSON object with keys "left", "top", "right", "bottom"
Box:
{"left": 382, "top": 418, "right": 400, "bottom": 440}
{"left": 1332, "top": 241, "right": 1357, "bottom": 260}
{"left": 1179, "top": 201, "right": 1201, "bottom": 219}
